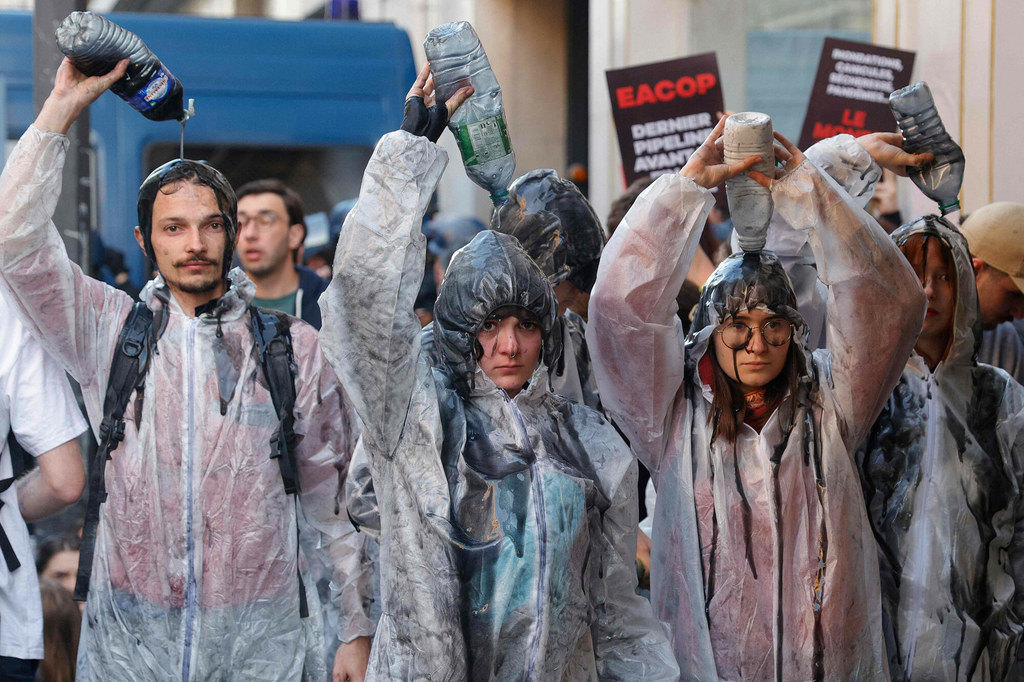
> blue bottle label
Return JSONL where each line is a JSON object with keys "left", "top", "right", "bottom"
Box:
{"left": 126, "top": 66, "right": 173, "bottom": 112}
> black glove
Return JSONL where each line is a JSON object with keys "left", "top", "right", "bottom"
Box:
{"left": 401, "top": 96, "right": 449, "bottom": 143}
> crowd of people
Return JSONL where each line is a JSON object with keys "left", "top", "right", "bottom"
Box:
{"left": 1, "top": 47, "right": 1023, "bottom": 682}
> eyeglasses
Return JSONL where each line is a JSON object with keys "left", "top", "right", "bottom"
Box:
{"left": 716, "top": 318, "right": 793, "bottom": 350}
{"left": 238, "top": 210, "right": 281, "bottom": 229}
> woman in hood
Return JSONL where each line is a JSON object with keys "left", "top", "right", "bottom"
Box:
{"left": 857, "top": 216, "right": 1024, "bottom": 681}
{"left": 587, "top": 117, "right": 926, "bottom": 680}
{"left": 319, "top": 64, "right": 679, "bottom": 680}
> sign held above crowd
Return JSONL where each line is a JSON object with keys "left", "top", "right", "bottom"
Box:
{"left": 798, "top": 37, "right": 916, "bottom": 149}
{"left": 605, "top": 53, "right": 724, "bottom": 190}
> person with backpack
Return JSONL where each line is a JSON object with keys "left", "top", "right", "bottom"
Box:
{"left": 0, "top": 58, "right": 364, "bottom": 681}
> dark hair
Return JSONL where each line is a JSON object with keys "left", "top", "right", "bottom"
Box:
{"left": 35, "top": 534, "right": 80, "bottom": 575}
{"left": 706, "top": 335, "right": 804, "bottom": 444}
{"left": 136, "top": 159, "right": 237, "bottom": 279}
{"left": 38, "top": 579, "right": 80, "bottom": 682}
{"left": 236, "top": 179, "right": 308, "bottom": 259}
{"left": 606, "top": 176, "right": 655, "bottom": 236}
{"left": 473, "top": 306, "right": 541, "bottom": 360}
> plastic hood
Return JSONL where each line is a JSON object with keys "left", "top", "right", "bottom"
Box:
{"left": 433, "top": 230, "right": 560, "bottom": 397}
{"left": 890, "top": 214, "right": 981, "bottom": 365}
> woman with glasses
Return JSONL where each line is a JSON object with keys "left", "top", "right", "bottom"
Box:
{"left": 587, "top": 117, "right": 926, "bottom": 680}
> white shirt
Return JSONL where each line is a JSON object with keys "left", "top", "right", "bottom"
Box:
{"left": 0, "top": 293, "right": 87, "bottom": 659}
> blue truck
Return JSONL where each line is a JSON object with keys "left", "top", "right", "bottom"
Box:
{"left": 0, "top": 10, "right": 415, "bottom": 287}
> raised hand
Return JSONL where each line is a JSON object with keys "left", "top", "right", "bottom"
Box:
{"left": 35, "top": 57, "right": 129, "bottom": 135}
{"left": 679, "top": 114, "right": 762, "bottom": 189}
{"left": 748, "top": 130, "right": 806, "bottom": 189}
{"left": 401, "top": 62, "right": 474, "bottom": 143}
{"left": 856, "top": 131, "right": 934, "bottom": 176}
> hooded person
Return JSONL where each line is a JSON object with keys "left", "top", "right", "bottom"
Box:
{"left": 318, "top": 62, "right": 679, "bottom": 680}
{"left": 492, "top": 168, "right": 605, "bottom": 410}
{"left": 587, "top": 116, "right": 926, "bottom": 680}
{"left": 856, "top": 215, "right": 1024, "bottom": 681}
{"left": 0, "top": 59, "right": 365, "bottom": 681}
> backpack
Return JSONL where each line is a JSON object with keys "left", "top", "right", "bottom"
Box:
{"left": 74, "top": 302, "right": 308, "bottom": 617}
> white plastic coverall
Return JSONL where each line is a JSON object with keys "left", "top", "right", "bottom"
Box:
{"left": 0, "top": 126, "right": 360, "bottom": 681}
{"left": 588, "top": 158, "right": 925, "bottom": 680}
{"left": 319, "top": 130, "right": 679, "bottom": 680}
{"left": 857, "top": 216, "right": 1024, "bottom": 680}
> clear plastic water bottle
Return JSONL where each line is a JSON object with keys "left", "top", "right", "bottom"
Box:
{"left": 889, "top": 82, "right": 965, "bottom": 216}
{"left": 724, "top": 112, "right": 775, "bottom": 252}
{"left": 424, "top": 22, "right": 515, "bottom": 206}
{"left": 55, "top": 11, "right": 185, "bottom": 122}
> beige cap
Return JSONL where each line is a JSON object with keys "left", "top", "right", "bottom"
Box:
{"left": 961, "top": 202, "right": 1024, "bottom": 292}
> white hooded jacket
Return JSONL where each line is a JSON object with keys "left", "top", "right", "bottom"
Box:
{"left": 858, "top": 215, "right": 1024, "bottom": 681}
{"left": 320, "top": 130, "right": 678, "bottom": 681}
{"left": 588, "top": 158, "right": 925, "bottom": 680}
{"left": 0, "top": 126, "right": 359, "bottom": 681}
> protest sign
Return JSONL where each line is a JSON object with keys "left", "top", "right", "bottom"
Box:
{"left": 798, "top": 37, "right": 915, "bottom": 149}
{"left": 606, "top": 53, "right": 724, "bottom": 191}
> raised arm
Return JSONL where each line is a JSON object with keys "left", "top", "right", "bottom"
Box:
{"left": 0, "top": 58, "right": 132, "bottom": 392}
{"left": 769, "top": 132, "right": 926, "bottom": 450}
{"left": 318, "top": 64, "right": 471, "bottom": 457}
{"left": 587, "top": 117, "right": 760, "bottom": 476}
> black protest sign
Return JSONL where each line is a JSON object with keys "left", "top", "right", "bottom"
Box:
{"left": 606, "top": 53, "right": 724, "bottom": 189}
{"left": 798, "top": 38, "right": 915, "bottom": 149}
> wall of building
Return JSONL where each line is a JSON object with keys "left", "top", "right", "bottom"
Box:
{"left": 361, "top": 0, "right": 568, "bottom": 224}
{"left": 874, "top": 0, "right": 1023, "bottom": 219}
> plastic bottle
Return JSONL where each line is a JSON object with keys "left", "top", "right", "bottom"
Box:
{"left": 889, "top": 82, "right": 965, "bottom": 215}
{"left": 424, "top": 22, "right": 515, "bottom": 206}
{"left": 55, "top": 11, "right": 185, "bottom": 122}
{"left": 723, "top": 112, "right": 775, "bottom": 252}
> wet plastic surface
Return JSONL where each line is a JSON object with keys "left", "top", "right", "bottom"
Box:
{"left": 588, "top": 155, "right": 925, "bottom": 680}
{"left": 858, "top": 215, "right": 1024, "bottom": 680}
{"left": 0, "top": 126, "right": 359, "bottom": 680}
{"left": 320, "top": 130, "right": 678, "bottom": 680}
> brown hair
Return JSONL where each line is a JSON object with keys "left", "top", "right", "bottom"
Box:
{"left": 236, "top": 178, "right": 307, "bottom": 262}
{"left": 899, "top": 233, "right": 957, "bottom": 298}
{"left": 706, "top": 339, "right": 803, "bottom": 444}
{"left": 38, "top": 579, "right": 80, "bottom": 682}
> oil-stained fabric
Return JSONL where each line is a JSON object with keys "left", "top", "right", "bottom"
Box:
{"left": 588, "top": 160, "right": 925, "bottom": 680}
{"left": 730, "top": 134, "right": 882, "bottom": 350}
{"left": 319, "top": 130, "right": 679, "bottom": 681}
{"left": 857, "top": 216, "right": 1024, "bottom": 681}
{"left": 0, "top": 125, "right": 359, "bottom": 681}
{"left": 491, "top": 168, "right": 604, "bottom": 293}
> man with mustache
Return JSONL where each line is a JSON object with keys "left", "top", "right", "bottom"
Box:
{"left": 0, "top": 58, "right": 367, "bottom": 681}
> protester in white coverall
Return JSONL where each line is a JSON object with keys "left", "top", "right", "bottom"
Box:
{"left": 858, "top": 215, "right": 1024, "bottom": 681}
{"left": 0, "top": 59, "right": 364, "bottom": 681}
{"left": 319, "top": 64, "right": 679, "bottom": 681}
{"left": 588, "top": 117, "right": 926, "bottom": 680}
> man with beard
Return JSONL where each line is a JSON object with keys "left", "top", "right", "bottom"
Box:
{"left": 0, "top": 58, "right": 365, "bottom": 681}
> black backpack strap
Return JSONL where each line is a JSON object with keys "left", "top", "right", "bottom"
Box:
{"left": 0, "top": 477, "right": 20, "bottom": 572}
{"left": 250, "top": 307, "right": 300, "bottom": 495}
{"left": 249, "top": 306, "right": 308, "bottom": 617}
{"left": 74, "top": 302, "right": 153, "bottom": 601}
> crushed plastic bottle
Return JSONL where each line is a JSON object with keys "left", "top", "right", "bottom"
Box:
{"left": 889, "top": 82, "right": 965, "bottom": 215}
{"left": 424, "top": 22, "right": 515, "bottom": 206}
{"left": 55, "top": 11, "right": 185, "bottom": 122}
{"left": 724, "top": 112, "right": 775, "bottom": 252}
